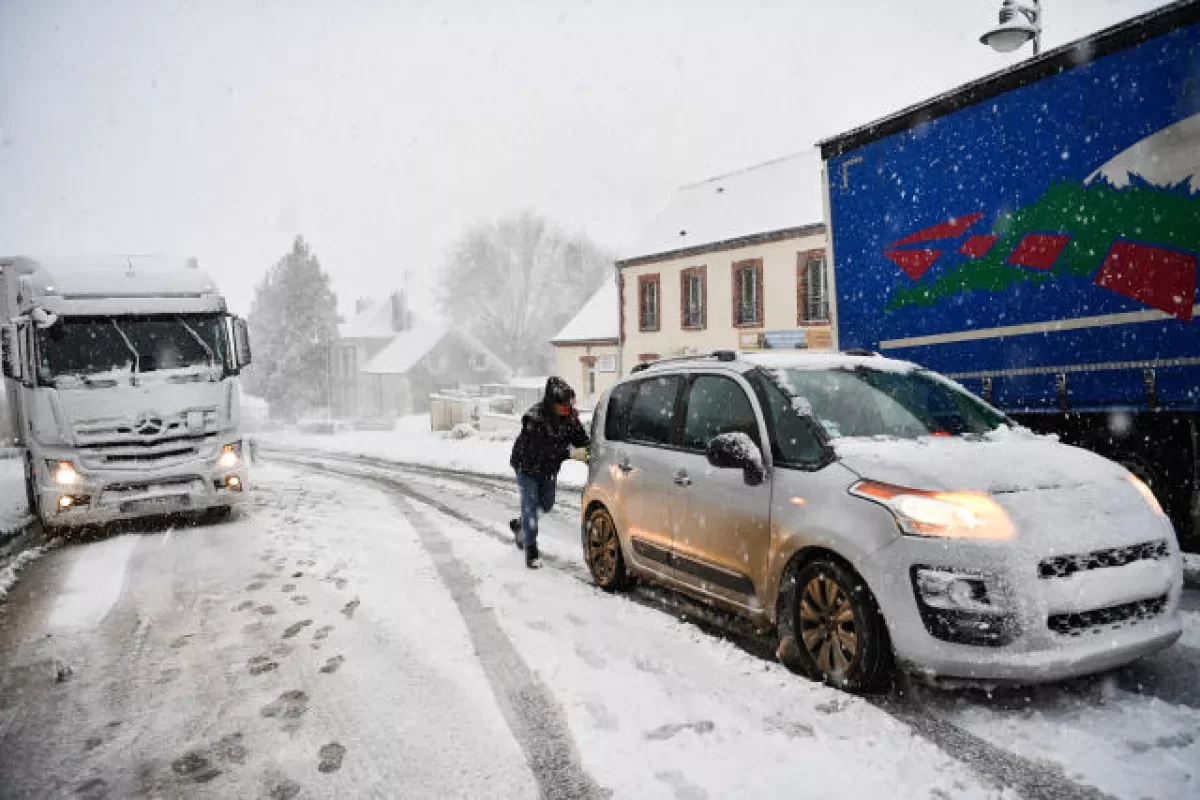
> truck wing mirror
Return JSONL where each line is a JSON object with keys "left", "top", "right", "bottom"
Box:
{"left": 232, "top": 317, "right": 252, "bottom": 371}
{"left": 1, "top": 324, "right": 22, "bottom": 381}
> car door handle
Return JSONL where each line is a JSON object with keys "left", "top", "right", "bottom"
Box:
{"left": 674, "top": 472, "right": 692, "bottom": 487}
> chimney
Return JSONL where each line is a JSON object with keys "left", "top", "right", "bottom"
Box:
{"left": 391, "top": 291, "right": 410, "bottom": 332}
{"left": 355, "top": 297, "right": 371, "bottom": 316}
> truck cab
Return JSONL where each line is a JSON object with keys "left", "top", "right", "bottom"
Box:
{"left": 1, "top": 255, "right": 253, "bottom": 528}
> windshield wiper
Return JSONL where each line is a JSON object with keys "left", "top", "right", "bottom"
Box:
{"left": 109, "top": 320, "right": 141, "bottom": 377}
{"left": 176, "top": 316, "right": 216, "bottom": 369}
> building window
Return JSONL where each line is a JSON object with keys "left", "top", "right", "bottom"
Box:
{"left": 732, "top": 259, "right": 763, "bottom": 328}
{"left": 638, "top": 274, "right": 660, "bottom": 332}
{"left": 597, "top": 354, "right": 617, "bottom": 373}
{"left": 469, "top": 352, "right": 489, "bottom": 371}
{"left": 680, "top": 266, "right": 707, "bottom": 330}
{"left": 798, "top": 250, "right": 829, "bottom": 324}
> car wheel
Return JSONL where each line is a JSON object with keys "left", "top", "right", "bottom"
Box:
{"left": 777, "top": 556, "right": 893, "bottom": 693}
{"left": 584, "top": 506, "right": 632, "bottom": 591}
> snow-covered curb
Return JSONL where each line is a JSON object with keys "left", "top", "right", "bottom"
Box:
{"left": 0, "top": 545, "right": 50, "bottom": 604}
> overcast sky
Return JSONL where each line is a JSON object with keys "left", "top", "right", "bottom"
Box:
{"left": 0, "top": 0, "right": 1174, "bottom": 317}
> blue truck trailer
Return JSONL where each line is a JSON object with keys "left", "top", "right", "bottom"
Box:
{"left": 819, "top": 0, "right": 1200, "bottom": 547}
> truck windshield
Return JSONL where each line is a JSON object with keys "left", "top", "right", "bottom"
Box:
{"left": 776, "top": 367, "right": 1008, "bottom": 439}
{"left": 35, "top": 314, "right": 229, "bottom": 387}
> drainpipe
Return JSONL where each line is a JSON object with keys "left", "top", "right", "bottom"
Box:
{"left": 615, "top": 265, "right": 626, "bottom": 378}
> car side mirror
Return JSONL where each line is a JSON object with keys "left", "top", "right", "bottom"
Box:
{"left": 232, "top": 317, "right": 252, "bottom": 371}
{"left": 706, "top": 432, "right": 765, "bottom": 486}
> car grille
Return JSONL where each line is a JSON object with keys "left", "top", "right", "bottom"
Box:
{"left": 1047, "top": 594, "right": 1168, "bottom": 636}
{"left": 1038, "top": 540, "right": 1169, "bottom": 579}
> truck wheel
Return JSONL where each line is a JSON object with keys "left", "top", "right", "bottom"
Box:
{"left": 776, "top": 556, "right": 893, "bottom": 694}
{"left": 23, "top": 454, "right": 40, "bottom": 518}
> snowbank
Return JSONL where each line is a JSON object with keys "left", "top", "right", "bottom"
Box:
{"left": 1183, "top": 553, "right": 1200, "bottom": 589}
{"left": 256, "top": 414, "right": 590, "bottom": 489}
{"left": 0, "top": 458, "right": 30, "bottom": 538}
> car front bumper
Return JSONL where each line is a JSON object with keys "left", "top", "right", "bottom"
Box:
{"left": 863, "top": 527, "right": 1184, "bottom": 684}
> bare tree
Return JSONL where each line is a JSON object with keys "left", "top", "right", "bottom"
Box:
{"left": 438, "top": 212, "right": 612, "bottom": 373}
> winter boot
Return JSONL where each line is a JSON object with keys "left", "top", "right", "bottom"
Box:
{"left": 525, "top": 543, "right": 540, "bottom": 569}
{"left": 509, "top": 518, "right": 524, "bottom": 549}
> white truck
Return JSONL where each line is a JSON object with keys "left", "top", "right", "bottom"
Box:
{"left": 1, "top": 255, "right": 253, "bottom": 529}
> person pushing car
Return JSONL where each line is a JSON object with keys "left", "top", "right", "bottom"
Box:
{"left": 509, "top": 377, "right": 589, "bottom": 568}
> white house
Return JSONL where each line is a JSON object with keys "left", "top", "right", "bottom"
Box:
{"left": 617, "top": 150, "right": 833, "bottom": 374}
{"left": 550, "top": 280, "right": 620, "bottom": 409}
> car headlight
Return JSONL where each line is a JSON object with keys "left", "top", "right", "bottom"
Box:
{"left": 851, "top": 480, "right": 1015, "bottom": 540}
{"left": 46, "top": 459, "right": 79, "bottom": 485}
{"left": 1127, "top": 474, "right": 1165, "bottom": 517}
{"left": 218, "top": 441, "right": 242, "bottom": 469}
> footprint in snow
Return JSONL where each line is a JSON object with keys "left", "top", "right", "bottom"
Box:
{"left": 234, "top": 601, "right": 255, "bottom": 612}
{"left": 282, "top": 620, "right": 312, "bottom": 639}
{"left": 313, "top": 625, "right": 334, "bottom": 641}
{"left": 318, "top": 742, "right": 346, "bottom": 773}
{"left": 257, "top": 605, "right": 278, "bottom": 616}
{"left": 320, "top": 655, "right": 345, "bottom": 674}
{"left": 281, "top": 584, "right": 296, "bottom": 593}
{"left": 248, "top": 656, "right": 278, "bottom": 676}
{"left": 261, "top": 690, "right": 309, "bottom": 720}
{"left": 341, "top": 599, "right": 360, "bottom": 619}
{"left": 290, "top": 595, "right": 310, "bottom": 606}
{"left": 644, "top": 721, "right": 715, "bottom": 741}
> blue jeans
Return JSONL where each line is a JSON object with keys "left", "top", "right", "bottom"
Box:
{"left": 516, "top": 471, "right": 556, "bottom": 549}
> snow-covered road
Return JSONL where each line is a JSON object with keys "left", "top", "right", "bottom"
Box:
{"left": 1, "top": 457, "right": 1197, "bottom": 798}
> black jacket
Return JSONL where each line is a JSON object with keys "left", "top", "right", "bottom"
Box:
{"left": 509, "top": 379, "right": 590, "bottom": 477}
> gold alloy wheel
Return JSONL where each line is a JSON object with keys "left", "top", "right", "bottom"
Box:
{"left": 586, "top": 512, "right": 620, "bottom": 584}
{"left": 798, "top": 574, "right": 859, "bottom": 676}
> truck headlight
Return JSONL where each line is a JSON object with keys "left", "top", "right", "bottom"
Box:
{"left": 46, "top": 460, "right": 79, "bottom": 485}
{"left": 851, "top": 480, "right": 1015, "bottom": 540}
{"left": 218, "top": 442, "right": 242, "bottom": 469}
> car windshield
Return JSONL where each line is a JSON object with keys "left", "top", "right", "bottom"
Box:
{"left": 772, "top": 366, "right": 1008, "bottom": 439}
{"left": 35, "top": 314, "right": 228, "bottom": 387}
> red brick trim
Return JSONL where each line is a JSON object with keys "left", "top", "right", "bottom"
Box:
{"left": 579, "top": 355, "right": 598, "bottom": 365}
{"left": 637, "top": 273, "right": 661, "bottom": 332}
{"left": 637, "top": 353, "right": 660, "bottom": 362}
{"left": 732, "top": 259, "right": 764, "bottom": 328}
{"left": 680, "top": 265, "right": 707, "bottom": 331}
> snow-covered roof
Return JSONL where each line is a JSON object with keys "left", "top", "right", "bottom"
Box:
{"left": 360, "top": 320, "right": 513, "bottom": 377}
{"left": 339, "top": 297, "right": 401, "bottom": 339}
{"left": 551, "top": 280, "right": 618, "bottom": 344}
{"left": 621, "top": 150, "right": 825, "bottom": 263}
{"left": 741, "top": 352, "right": 917, "bottom": 374}
{"left": 362, "top": 319, "right": 451, "bottom": 374}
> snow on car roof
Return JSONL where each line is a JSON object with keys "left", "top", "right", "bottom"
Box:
{"left": 740, "top": 352, "right": 918, "bottom": 374}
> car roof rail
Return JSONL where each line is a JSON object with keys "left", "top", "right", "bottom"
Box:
{"left": 841, "top": 348, "right": 880, "bottom": 357}
{"left": 630, "top": 349, "right": 742, "bottom": 373}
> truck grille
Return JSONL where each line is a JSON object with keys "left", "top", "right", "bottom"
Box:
{"left": 1047, "top": 594, "right": 1168, "bottom": 636}
{"left": 79, "top": 438, "right": 205, "bottom": 469}
{"left": 1038, "top": 540, "right": 1169, "bottom": 579}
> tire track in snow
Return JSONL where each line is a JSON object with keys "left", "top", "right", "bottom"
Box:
{"left": 271, "top": 454, "right": 605, "bottom": 799}
{"left": 270, "top": 453, "right": 1119, "bottom": 800}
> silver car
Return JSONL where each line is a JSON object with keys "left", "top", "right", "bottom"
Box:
{"left": 581, "top": 350, "right": 1183, "bottom": 692}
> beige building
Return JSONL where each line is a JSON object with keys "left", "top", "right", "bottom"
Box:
{"left": 617, "top": 151, "right": 833, "bottom": 373}
{"left": 550, "top": 279, "right": 619, "bottom": 410}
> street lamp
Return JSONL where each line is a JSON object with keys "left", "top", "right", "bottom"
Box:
{"left": 980, "top": 0, "right": 1042, "bottom": 56}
